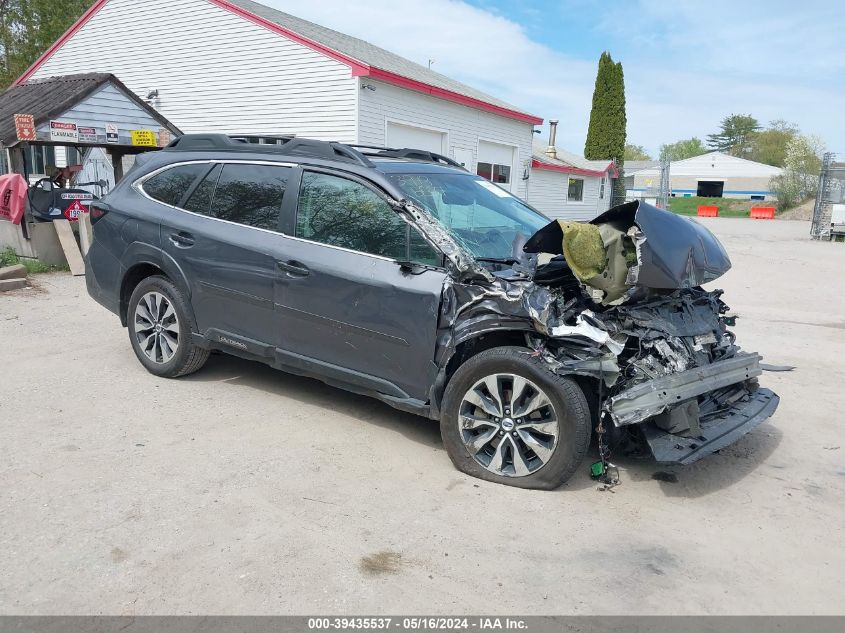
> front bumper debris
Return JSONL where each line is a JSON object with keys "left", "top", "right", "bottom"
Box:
{"left": 606, "top": 352, "right": 763, "bottom": 426}
{"left": 641, "top": 387, "right": 779, "bottom": 465}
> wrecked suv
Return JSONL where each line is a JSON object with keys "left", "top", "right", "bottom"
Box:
{"left": 85, "top": 134, "right": 779, "bottom": 490}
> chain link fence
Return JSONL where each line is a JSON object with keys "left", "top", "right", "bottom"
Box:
{"left": 811, "top": 152, "right": 845, "bottom": 239}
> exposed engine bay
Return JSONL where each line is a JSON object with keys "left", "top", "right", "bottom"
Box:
{"left": 426, "top": 200, "right": 779, "bottom": 465}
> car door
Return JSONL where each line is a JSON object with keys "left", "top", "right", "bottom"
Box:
{"left": 151, "top": 160, "right": 295, "bottom": 352}
{"left": 274, "top": 168, "right": 447, "bottom": 401}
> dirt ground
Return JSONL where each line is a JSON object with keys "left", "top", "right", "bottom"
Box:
{"left": 1, "top": 217, "right": 843, "bottom": 615}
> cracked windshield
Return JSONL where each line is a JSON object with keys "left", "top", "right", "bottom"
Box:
{"left": 388, "top": 173, "right": 548, "bottom": 260}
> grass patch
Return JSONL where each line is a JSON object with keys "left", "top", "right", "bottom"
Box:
{"left": 0, "top": 246, "right": 69, "bottom": 274}
{"left": 668, "top": 196, "right": 762, "bottom": 218}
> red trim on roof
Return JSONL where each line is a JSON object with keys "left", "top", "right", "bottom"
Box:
{"left": 14, "top": 0, "right": 111, "bottom": 85}
{"left": 213, "top": 0, "right": 542, "bottom": 125}
{"left": 15, "top": 0, "right": 543, "bottom": 125}
{"left": 531, "top": 158, "right": 616, "bottom": 178}
{"left": 363, "top": 68, "right": 543, "bottom": 125}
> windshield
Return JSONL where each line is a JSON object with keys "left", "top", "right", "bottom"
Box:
{"left": 387, "top": 172, "right": 548, "bottom": 260}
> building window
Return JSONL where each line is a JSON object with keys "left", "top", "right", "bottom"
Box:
{"left": 568, "top": 177, "right": 584, "bottom": 202}
{"left": 600, "top": 176, "right": 606, "bottom": 199}
{"left": 477, "top": 162, "right": 511, "bottom": 185}
{"left": 24, "top": 145, "right": 56, "bottom": 176}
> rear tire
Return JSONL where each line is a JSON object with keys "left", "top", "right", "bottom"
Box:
{"left": 440, "top": 346, "right": 591, "bottom": 490}
{"left": 127, "top": 275, "right": 209, "bottom": 378}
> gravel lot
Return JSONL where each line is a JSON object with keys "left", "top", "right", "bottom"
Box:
{"left": 1, "top": 218, "right": 843, "bottom": 615}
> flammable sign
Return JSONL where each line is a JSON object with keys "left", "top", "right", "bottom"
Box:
{"left": 64, "top": 198, "right": 89, "bottom": 221}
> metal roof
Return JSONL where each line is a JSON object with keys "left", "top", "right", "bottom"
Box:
{"left": 224, "top": 0, "right": 541, "bottom": 123}
{"left": 0, "top": 72, "right": 181, "bottom": 146}
{"left": 531, "top": 141, "right": 616, "bottom": 177}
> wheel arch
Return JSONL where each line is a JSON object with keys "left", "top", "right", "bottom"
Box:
{"left": 429, "top": 327, "right": 535, "bottom": 419}
{"left": 118, "top": 244, "right": 193, "bottom": 327}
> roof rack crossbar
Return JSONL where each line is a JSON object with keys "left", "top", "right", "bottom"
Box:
{"left": 165, "top": 133, "right": 374, "bottom": 167}
{"left": 165, "top": 135, "right": 464, "bottom": 170}
{"left": 348, "top": 144, "right": 466, "bottom": 170}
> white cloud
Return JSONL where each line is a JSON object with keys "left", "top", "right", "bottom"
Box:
{"left": 261, "top": 0, "right": 844, "bottom": 156}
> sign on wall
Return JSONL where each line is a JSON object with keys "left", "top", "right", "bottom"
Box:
{"left": 78, "top": 126, "right": 98, "bottom": 143}
{"left": 131, "top": 129, "right": 156, "bottom": 147}
{"left": 106, "top": 123, "right": 119, "bottom": 144}
{"left": 50, "top": 121, "right": 78, "bottom": 143}
{"left": 13, "top": 114, "right": 36, "bottom": 141}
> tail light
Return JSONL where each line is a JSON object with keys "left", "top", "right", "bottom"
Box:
{"left": 90, "top": 202, "right": 110, "bottom": 224}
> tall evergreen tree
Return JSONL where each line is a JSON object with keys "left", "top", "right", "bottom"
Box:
{"left": 0, "top": 0, "right": 91, "bottom": 89}
{"left": 584, "top": 52, "right": 627, "bottom": 202}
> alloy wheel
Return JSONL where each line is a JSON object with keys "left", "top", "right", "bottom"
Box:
{"left": 457, "top": 373, "right": 559, "bottom": 477}
{"left": 134, "top": 291, "right": 180, "bottom": 364}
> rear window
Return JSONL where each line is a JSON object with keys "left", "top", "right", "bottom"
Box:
{"left": 207, "top": 164, "right": 290, "bottom": 231}
{"left": 142, "top": 164, "right": 208, "bottom": 207}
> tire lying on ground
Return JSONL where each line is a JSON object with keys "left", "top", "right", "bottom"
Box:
{"left": 440, "top": 346, "right": 592, "bottom": 490}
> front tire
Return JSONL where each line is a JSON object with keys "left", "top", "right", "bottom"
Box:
{"left": 127, "top": 275, "right": 209, "bottom": 378}
{"left": 441, "top": 346, "right": 591, "bottom": 490}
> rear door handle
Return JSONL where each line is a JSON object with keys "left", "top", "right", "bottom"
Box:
{"left": 276, "top": 259, "right": 310, "bottom": 277}
{"left": 169, "top": 231, "right": 195, "bottom": 247}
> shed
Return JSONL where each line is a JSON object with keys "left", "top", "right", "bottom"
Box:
{"left": 0, "top": 72, "right": 181, "bottom": 264}
{"left": 526, "top": 141, "right": 618, "bottom": 221}
{"left": 18, "top": 0, "right": 542, "bottom": 199}
{"left": 0, "top": 72, "right": 181, "bottom": 182}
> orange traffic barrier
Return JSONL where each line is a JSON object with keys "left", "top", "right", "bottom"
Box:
{"left": 750, "top": 206, "right": 775, "bottom": 219}
{"left": 697, "top": 205, "right": 718, "bottom": 217}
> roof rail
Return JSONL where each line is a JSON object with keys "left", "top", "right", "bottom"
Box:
{"left": 350, "top": 144, "right": 467, "bottom": 170}
{"left": 165, "top": 133, "right": 374, "bottom": 167}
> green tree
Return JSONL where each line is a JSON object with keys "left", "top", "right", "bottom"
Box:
{"left": 769, "top": 134, "right": 825, "bottom": 211}
{"left": 624, "top": 143, "right": 651, "bottom": 161}
{"left": 584, "top": 51, "right": 626, "bottom": 201}
{"left": 706, "top": 114, "right": 761, "bottom": 155}
{"left": 747, "top": 120, "right": 799, "bottom": 167}
{"left": 659, "top": 137, "right": 707, "bottom": 162}
{"left": 0, "top": 0, "right": 91, "bottom": 89}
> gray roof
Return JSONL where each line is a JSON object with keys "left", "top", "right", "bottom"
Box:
{"left": 228, "top": 0, "right": 539, "bottom": 120}
{"left": 625, "top": 160, "right": 659, "bottom": 173}
{"left": 531, "top": 141, "right": 614, "bottom": 174}
{"left": 0, "top": 72, "right": 181, "bottom": 146}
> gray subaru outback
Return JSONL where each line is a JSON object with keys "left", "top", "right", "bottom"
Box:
{"left": 85, "top": 134, "right": 779, "bottom": 489}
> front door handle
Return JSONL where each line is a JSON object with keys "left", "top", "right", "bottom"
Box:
{"left": 169, "top": 231, "right": 195, "bottom": 247}
{"left": 276, "top": 259, "right": 310, "bottom": 277}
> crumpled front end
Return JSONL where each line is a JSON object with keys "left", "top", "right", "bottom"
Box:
{"left": 428, "top": 200, "right": 779, "bottom": 466}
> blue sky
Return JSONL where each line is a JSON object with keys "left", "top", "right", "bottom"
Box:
{"left": 271, "top": 0, "right": 845, "bottom": 157}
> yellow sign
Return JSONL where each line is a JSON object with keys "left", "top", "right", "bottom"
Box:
{"left": 131, "top": 130, "right": 157, "bottom": 147}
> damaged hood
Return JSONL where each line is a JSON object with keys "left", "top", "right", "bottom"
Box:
{"left": 524, "top": 201, "right": 731, "bottom": 291}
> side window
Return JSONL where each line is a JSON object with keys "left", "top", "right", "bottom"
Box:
{"left": 207, "top": 164, "right": 290, "bottom": 231}
{"left": 142, "top": 163, "right": 208, "bottom": 207}
{"left": 183, "top": 164, "right": 221, "bottom": 215}
{"left": 296, "top": 171, "right": 408, "bottom": 260}
{"left": 409, "top": 228, "right": 442, "bottom": 267}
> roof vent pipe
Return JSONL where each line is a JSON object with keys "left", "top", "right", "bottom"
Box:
{"left": 546, "top": 120, "right": 558, "bottom": 159}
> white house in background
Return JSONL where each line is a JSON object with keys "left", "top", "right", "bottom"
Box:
{"left": 17, "top": 0, "right": 542, "bottom": 198}
{"left": 632, "top": 152, "right": 783, "bottom": 200}
{"left": 526, "top": 132, "right": 618, "bottom": 221}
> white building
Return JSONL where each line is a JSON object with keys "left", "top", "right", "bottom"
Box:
{"left": 19, "top": 0, "right": 543, "bottom": 199}
{"left": 631, "top": 152, "right": 784, "bottom": 200}
{"left": 526, "top": 138, "right": 617, "bottom": 221}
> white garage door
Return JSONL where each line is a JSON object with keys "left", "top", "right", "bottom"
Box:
{"left": 386, "top": 122, "right": 446, "bottom": 154}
